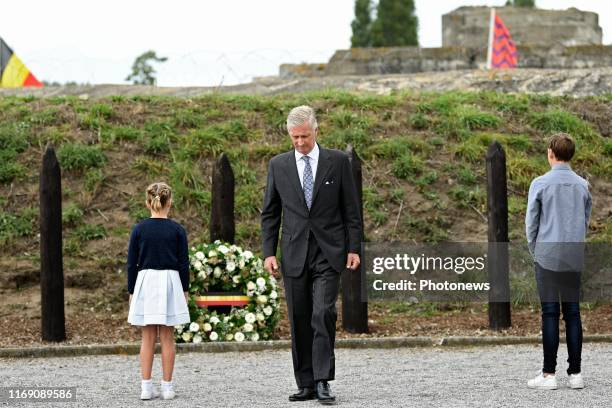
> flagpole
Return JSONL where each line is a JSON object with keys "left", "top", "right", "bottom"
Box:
{"left": 486, "top": 8, "right": 496, "bottom": 70}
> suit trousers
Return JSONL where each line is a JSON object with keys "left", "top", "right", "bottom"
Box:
{"left": 283, "top": 233, "right": 339, "bottom": 388}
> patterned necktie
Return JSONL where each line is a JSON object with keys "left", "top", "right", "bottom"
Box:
{"left": 302, "top": 155, "right": 313, "bottom": 210}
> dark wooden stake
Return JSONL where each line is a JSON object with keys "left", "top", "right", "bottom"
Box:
{"left": 342, "top": 145, "right": 368, "bottom": 333}
{"left": 486, "top": 141, "right": 512, "bottom": 330}
{"left": 210, "top": 153, "right": 235, "bottom": 244}
{"left": 40, "top": 144, "right": 66, "bottom": 342}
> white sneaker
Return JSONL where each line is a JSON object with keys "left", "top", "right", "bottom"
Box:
{"left": 568, "top": 373, "right": 584, "bottom": 389}
{"left": 161, "top": 389, "right": 176, "bottom": 400}
{"left": 140, "top": 387, "right": 160, "bottom": 400}
{"left": 527, "top": 371, "right": 558, "bottom": 390}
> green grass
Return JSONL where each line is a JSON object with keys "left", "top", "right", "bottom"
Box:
{"left": 84, "top": 168, "right": 105, "bottom": 193}
{"left": 457, "top": 166, "right": 477, "bottom": 185}
{"left": 0, "top": 90, "right": 609, "bottom": 272}
{"left": 450, "top": 185, "right": 486, "bottom": 209}
{"left": 529, "top": 109, "right": 596, "bottom": 140}
{"left": 72, "top": 224, "right": 107, "bottom": 241}
{"left": 57, "top": 143, "right": 106, "bottom": 172}
{"left": 391, "top": 153, "right": 424, "bottom": 180}
{"left": 62, "top": 203, "right": 84, "bottom": 226}
{"left": 0, "top": 207, "right": 36, "bottom": 247}
{"left": 0, "top": 126, "right": 30, "bottom": 182}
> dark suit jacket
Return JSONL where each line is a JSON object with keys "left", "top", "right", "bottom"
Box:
{"left": 261, "top": 145, "right": 362, "bottom": 277}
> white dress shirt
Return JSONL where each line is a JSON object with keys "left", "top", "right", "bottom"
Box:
{"left": 294, "top": 143, "right": 320, "bottom": 188}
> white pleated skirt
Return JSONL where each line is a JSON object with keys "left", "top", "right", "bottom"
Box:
{"left": 128, "top": 269, "right": 191, "bottom": 326}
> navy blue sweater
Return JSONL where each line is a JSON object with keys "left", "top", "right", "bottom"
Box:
{"left": 127, "top": 218, "right": 190, "bottom": 294}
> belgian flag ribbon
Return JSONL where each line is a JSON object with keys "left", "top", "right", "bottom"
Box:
{"left": 0, "top": 38, "right": 43, "bottom": 87}
{"left": 486, "top": 9, "right": 518, "bottom": 70}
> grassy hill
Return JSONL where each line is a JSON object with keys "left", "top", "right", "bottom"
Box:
{"left": 0, "top": 90, "right": 610, "bottom": 344}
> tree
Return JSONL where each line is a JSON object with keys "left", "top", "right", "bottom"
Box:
{"left": 505, "top": 0, "right": 535, "bottom": 7}
{"left": 351, "top": 0, "right": 373, "bottom": 48}
{"left": 126, "top": 50, "right": 168, "bottom": 86}
{"left": 370, "top": 0, "right": 419, "bottom": 47}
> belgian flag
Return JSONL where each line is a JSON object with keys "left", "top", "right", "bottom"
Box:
{"left": 0, "top": 37, "right": 43, "bottom": 87}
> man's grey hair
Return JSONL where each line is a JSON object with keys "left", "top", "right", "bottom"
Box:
{"left": 287, "top": 105, "right": 318, "bottom": 131}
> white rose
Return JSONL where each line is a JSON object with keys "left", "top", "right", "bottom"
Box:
{"left": 263, "top": 306, "right": 273, "bottom": 316}
{"left": 193, "top": 334, "right": 203, "bottom": 344}
{"left": 232, "top": 275, "right": 240, "bottom": 284}
{"left": 256, "top": 277, "right": 266, "bottom": 288}
{"left": 209, "top": 331, "right": 218, "bottom": 341}
{"left": 226, "top": 261, "right": 236, "bottom": 272}
{"left": 218, "top": 245, "right": 229, "bottom": 254}
{"left": 256, "top": 313, "right": 265, "bottom": 322}
{"left": 226, "top": 333, "right": 233, "bottom": 341}
{"left": 175, "top": 325, "right": 184, "bottom": 334}
{"left": 206, "top": 266, "right": 213, "bottom": 275}
{"left": 243, "top": 323, "right": 253, "bottom": 332}
{"left": 243, "top": 250, "right": 253, "bottom": 260}
{"left": 182, "top": 332, "right": 193, "bottom": 342}
{"left": 203, "top": 323, "right": 212, "bottom": 332}
{"left": 245, "top": 313, "right": 256, "bottom": 324}
{"left": 256, "top": 295, "right": 268, "bottom": 305}
{"left": 198, "top": 271, "right": 206, "bottom": 279}
{"left": 270, "top": 290, "right": 278, "bottom": 300}
{"left": 238, "top": 259, "right": 245, "bottom": 269}
{"left": 189, "top": 322, "right": 200, "bottom": 333}
{"left": 193, "top": 260, "right": 203, "bottom": 270}
{"left": 210, "top": 316, "right": 220, "bottom": 325}
{"left": 223, "top": 316, "right": 230, "bottom": 323}
{"left": 195, "top": 251, "right": 205, "bottom": 260}
{"left": 234, "top": 332, "right": 245, "bottom": 342}
{"left": 213, "top": 267, "right": 222, "bottom": 278}
{"left": 208, "top": 250, "right": 217, "bottom": 258}
{"left": 246, "top": 281, "right": 256, "bottom": 291}
{"left": 251, "top": 332, "right": 259, "bottom": 341}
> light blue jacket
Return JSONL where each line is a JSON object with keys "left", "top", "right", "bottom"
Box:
{"left": 525, "top": 164, "right": 592, "bottom": 272}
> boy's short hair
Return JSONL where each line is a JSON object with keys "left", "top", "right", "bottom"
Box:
{"left": 548, "top": 133, "right": 575, "bottom": 162}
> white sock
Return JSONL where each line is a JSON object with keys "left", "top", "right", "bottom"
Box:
{"left": 141, "top": 379, "right": 153, "bottom": 390}
{"left": 161, "top": 380, "right": 173, "bottom": 392}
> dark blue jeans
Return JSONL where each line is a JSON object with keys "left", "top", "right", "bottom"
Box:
{"left": 535, "top": 263, "right": 582, "bottom": 375}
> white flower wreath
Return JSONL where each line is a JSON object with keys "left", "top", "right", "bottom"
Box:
{"left": 174, "top": 240, "right": 280, "bottom": 342}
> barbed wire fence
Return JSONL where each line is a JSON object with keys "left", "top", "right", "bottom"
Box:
{"left": 27, "top": 49, "right": 336, "bottom": 87}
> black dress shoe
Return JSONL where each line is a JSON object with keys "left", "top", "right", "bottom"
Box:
{"left": 289, "top": 387, "right": 316, "bottom": 401}
{"left": 315, "top": 381, "right": 336, "bottom": 405}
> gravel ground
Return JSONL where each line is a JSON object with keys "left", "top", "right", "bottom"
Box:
{"left": 1, "top": 343, "right": 611, "bottom": 407}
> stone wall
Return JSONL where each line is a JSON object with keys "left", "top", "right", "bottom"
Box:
{"left": 280, "top": 45, "right": 612, "bottom": 77}
{"left": 443, "top": 6, "right": 602, "bottom": 48}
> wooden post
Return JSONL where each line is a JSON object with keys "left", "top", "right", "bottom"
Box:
{"left": 486, "top": 141, "right": 511, "bottom": 330}
{"left": 210, "top": 153, "right": 235, "bottom": 244}
{"left": 40, "top": 144, "right": 66, "bottom": 342}
{"left": 342, "top": 145, "right": 368, "bottom": 333}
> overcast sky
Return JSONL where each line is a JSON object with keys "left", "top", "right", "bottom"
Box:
{"left": 2, "top": 0, "right": 610, "bottom": 86}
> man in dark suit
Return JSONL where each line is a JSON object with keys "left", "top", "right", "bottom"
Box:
{"left": 261, "top": 105, "right": 362, "bottom": 405}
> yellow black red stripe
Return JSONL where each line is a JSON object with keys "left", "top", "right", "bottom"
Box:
{"left": 0, "top": 37, "right": 42, "bottom": 87}
{"left": 195, "top": 295, "right": 250, "bottom": 307}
